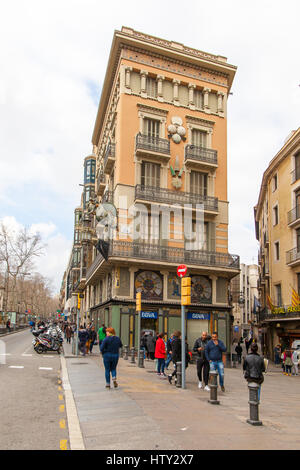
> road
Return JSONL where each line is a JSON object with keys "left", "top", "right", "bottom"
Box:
{"left": 0, "top": 329, "right": 69, "bottom": 450}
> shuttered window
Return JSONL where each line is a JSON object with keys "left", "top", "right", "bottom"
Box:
{"left": 191, "top": 129, "right": 207, "bottom": 147}
{"left": 143, "top": 118, "right": 160, "bottom": 138}
{"left": 141, "top": 162, "right": 161, "bottom": 187}
{"left": 190, "top": 171, "right": 208, "bottom": 196}
{"left": 146, "top": 77, "right": 157, "bottom": 98}
{"left": 194, "top": 89, "right": 204, "bottom": 109}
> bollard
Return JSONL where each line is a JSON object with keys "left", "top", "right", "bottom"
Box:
{"left": 232, "top": 353, "right": 237, "bottom": 369}
{"left": 247, "top": 382, "right": 262, "bottom": 426}
{"left": 138, "top": 349, "right": 145, "bottom": 368}
{"left": 208, "top": 370, "right": 220, "bottom": 405}
{"left": 123, "top": 345, "right": 129, "bottom": 360}
{"left": 175, "top": 361, "right": 182, "bottom": 388}
{"left": 130, "top": 347, "right": 136, "bottom": 363}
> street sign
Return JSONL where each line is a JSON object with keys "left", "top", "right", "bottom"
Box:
{"left": 177, "top": 264, "right": 187, "bottom": 278}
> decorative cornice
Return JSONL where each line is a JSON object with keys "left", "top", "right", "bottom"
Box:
{"left": 185, "top": 115, "right": 215, "bottom": 127}
{"left": 137, "top": 103, "right": 168, "bottom": 116}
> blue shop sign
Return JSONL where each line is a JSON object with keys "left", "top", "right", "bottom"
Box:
{"left": 187, "top": 312, "right": 210, "bottom": 320}
{"left": 141, "top": 311, "right": 158, "bottom": 319}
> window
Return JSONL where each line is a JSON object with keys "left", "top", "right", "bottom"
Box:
{"left": 191, "top": 129, "right": 207, "bottom": 148}
{"left": 272, "top": 174, "right": 277, "bottom": 191}
{"left": 141, "top": 162, "right": 160, "bottom": 187}
{"left": 297, "top": 273, "right": 300, "bottom": 296}
{"left": 275, "top": 241, "right": 280, "bottom": 260}
{"left": 190, "top": 171, "right": 208, "bottom": 196}
{"left": 295, "top": 153, "right": 300, "bottom": 182}
{"left": 194, "top": 89, "right": 204, "bottom": 109}
{"left": 296, "top": 228, "right": 300, "bottom": 252}
{"left": 273, "top": 205, "right": 279, "bottom": 225}
{"left": 143, "top": 118, "right": 160, "bottom": 138}
{"left": 146, "top": 77, "right": 157, "bottom": 98}
{"left": 84, "top": 159, "right": 96, "bottom": 184}
{"left": 275, "top": 284, "right": 282, "bottom": 306}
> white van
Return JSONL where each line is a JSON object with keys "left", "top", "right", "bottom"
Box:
{"left": 291, "top": 339, "right": 300, "bottom": 349}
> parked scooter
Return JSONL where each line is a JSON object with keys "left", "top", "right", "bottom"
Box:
{"left": 32, "top": 323, "right": 63, "bottom": 354}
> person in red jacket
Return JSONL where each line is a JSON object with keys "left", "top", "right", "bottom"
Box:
{"left": 155, "top": 333, "right": 166, "bottom": 377}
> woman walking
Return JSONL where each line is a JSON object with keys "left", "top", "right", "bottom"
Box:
{"left": 155, "top": 333, "right": 166, "bottom": 377}
{"left": 100, "top": 327, "right": 123, "bottom": 389}
{"left": 65, "top": 324, "right": 72, "bottom": 344}
{"left": 284, "top": 349, "right": 293, "bottom": 376}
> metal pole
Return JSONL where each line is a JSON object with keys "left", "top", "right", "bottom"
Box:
{"left": 137, "top": 310, "right": 141, "bottom": 367}
{"left": 76, "top": 307, "right": 79, "bottom": 356}
{"left": 181, "top": 304, "right": 186, "bottom": 389}
{"left": 247, "top": 382, "right": 262, "bottom": 426}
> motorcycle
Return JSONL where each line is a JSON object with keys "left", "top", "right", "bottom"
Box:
{"left": 32, "top": 323, "right": 63, "bottom": 354}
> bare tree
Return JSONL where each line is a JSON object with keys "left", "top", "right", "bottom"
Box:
{"left": 0, "top": 222, "right": 44, "bottom": 312}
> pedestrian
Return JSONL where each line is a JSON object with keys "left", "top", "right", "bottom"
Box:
{"left": 98, "top": 324, "right": 107, "bottom": 351}
{"left": 292, "top": 347, "right": 300, "bottom": 376}
{"left": 165, "top": 334, "right": 174, "bottom": 370}
{"left": 274, "top": 344, "right": 281, "bottom": 365}
{"left": 193, "top": 331, "right": 211, "bottom": 391}
{"left": 146, "top": 332, "right": 156, "bottom": 360}
{"left": 235, "top": 342, "right": 243, "bottom": 364}
{"left": 243, "top": 342, "right": 265, "bottom": 402}
{"left": 155, "top": 333, "right": 166, "bottom": 377}
{"left": 205, "top": 331, "right": 227, "bottom": 392}
{"left": 78, "top": 325, "right": 89, "bottom": 356}
{"left": 6, "top": 319, "right": 11, "bottom": 332}
{"left": 65, "top": 324, "right": 72, "bottom": 344}
{"left": 100, "top": 327, "right": 123, "bottom": 389}
{"left": 284, "top": 349, "right": 293, "bottom": 376}
{"left": 167, "top": 331, "right": 189, "bottom": 385}
{"left": 140, "top": 332, "right": 147, "bottom": 359}
{"left": 89, "top": 326, "right": 97, "bottom": 354}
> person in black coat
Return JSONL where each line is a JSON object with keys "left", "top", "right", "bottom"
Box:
{"left": 89, "top": 326, "right": 97, "bottom": 354}
{"left": 235, "top": 342, "right": 243, "bottom": 364}
{"left": 243, "top": 342, "right": 265, "bottom": 402}
{"left": 167, "top": 331, "right": 189, "bottom": 385}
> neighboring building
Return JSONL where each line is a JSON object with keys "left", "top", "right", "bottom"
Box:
{"left": 255, "top": 128, "right": 300, "bottom": 357}
{"left": 230, "top": 264, "right": 259, "bottom": 340}
{"left": 62, "top": 27, "right": 240, "bottom": 350}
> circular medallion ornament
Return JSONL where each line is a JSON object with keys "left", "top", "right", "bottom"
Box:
{"left": 192, "top": 276, "right": 212, "bottom": 302}
{"left": 135, "top": 271, "right": 163, "bottom": 299}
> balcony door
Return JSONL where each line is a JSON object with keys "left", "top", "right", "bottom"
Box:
{"left": 190, "top": 170, "right": 208, "bottom": 196}
{"left": 191, "top": 129, "right": 207, "bottom": 148}
{"left": 141, "top": 161, "right": 160, "bottom": 188}
{"left": 143, "top": 118, "right": 160, "bottom": 139}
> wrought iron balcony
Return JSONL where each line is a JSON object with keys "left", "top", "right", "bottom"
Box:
{"left": 287, "top": 205, "right": 300, "bottom": 227}
{"left": 135, "top": 133, "right": 170, "bottom": 156}
{"left": 185, "top": 145, "right": 218, "bottom": 167}
{"left": 286, "top": 247, "right": 300, "bottom": 266}
{"left": 96, "top": 171, "right": 106, "bottom": 196}
{"left": 103, "top": 143, "right": 115, "bottom": 174}
{"left": 135, "top": 185, "right": 218, "bottom": 212}
{"left": 86, "top": 240, "right": 240, "bottom": 281}
{"left": 102, "top": 190, "right": 114, "bottom": 204}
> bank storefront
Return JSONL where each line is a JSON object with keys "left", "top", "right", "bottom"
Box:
{"left": 89, "top": 300, "right": 232, "bottom": 352}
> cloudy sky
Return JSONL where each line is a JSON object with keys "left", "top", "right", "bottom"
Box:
{"left": 0, "top": 0, "right": 299, "bottom": 293}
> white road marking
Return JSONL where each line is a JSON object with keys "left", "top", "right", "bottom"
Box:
{"left": 9, "top": 366, "right": 24, "bottom": 369}
{"left": 22, "top": 354, "right": 32, "bottom": 357}
{"left": 22, "top": 345, "right": 33, "bottom": 355}
{"left": 39, "top": 367, "right": 53, "bottom": 370}
{"left": 0, "top": 353, "right": 11, "bottom": 356}
{"left": 42, "top": 355, "right": 54, "bottom": 358}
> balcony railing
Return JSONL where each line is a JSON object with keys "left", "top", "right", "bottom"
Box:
{"left": 287, "top": 205, "right": 300, "bottom": 226}
{"left": 135, "top": 133, "right": 170, "bottom": 155}
{"left": 103, "top": 143, "right": 115, "bottom": 173}
{"left": 185, "top": 145, "right": 218, "bottom": 166}
{"left": 86, "top": 240, "right": 240, "bottom": 280}
{"left": 135, "top": 185, "right": 218, "bottom": 212}
{"left": 286, "top": 247, "right": 300, "bottom": 265}
{"left": 102, "top": 190, "right": 113, "bottom": 204}
{"left": 97, "top": 171, "right": 106, "bottom": 195}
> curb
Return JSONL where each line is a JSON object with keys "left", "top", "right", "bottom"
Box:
{"left": 60, "top": 355, "right": 85, "bottom": 450}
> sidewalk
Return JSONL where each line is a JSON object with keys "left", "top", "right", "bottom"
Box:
{"left": 63, "top": 342, "right": 300, "bottom": 450}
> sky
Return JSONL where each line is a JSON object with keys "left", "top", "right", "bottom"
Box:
{"left": 0, "top": 0, "right": 299, "bottom": 293}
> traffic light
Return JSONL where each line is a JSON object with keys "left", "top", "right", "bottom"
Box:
{"left": 181, "top": 277, "right": 191, "bottom": 306}
{"left": 136, "top": 292, "right": 142, "bottom": 311}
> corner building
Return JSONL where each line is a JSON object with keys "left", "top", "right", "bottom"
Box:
{"left": 83, "top": 27, "right": 239, "bottom": 350}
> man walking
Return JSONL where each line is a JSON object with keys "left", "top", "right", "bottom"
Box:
{"left": 193, "top": 331, "right": 211, "bottom": 391}
{"left": 205, "top": 331, "right": 227, "bottom": 392}
{"left": 98, "top": 324, "right": 107, "bottom": 352}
